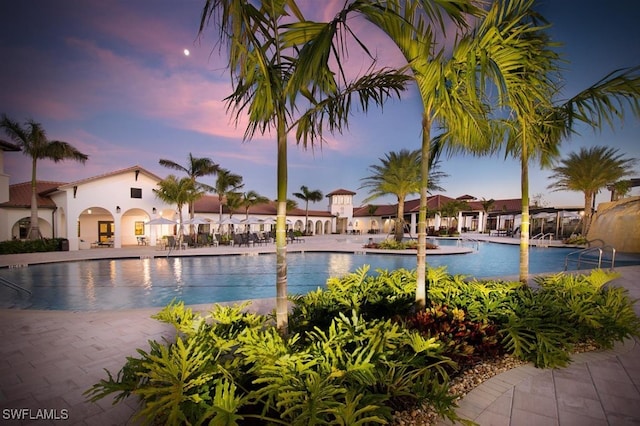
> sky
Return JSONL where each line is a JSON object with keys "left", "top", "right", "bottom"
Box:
{"left": 1, "top": 0, "right": 639, "bottom": 210}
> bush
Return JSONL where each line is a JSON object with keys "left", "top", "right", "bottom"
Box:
{"left": 86, "top": 267, "right": 640, "bottom": 424}
{"left": 86, "top": 301, "right": 459, "bottom": 425}
{"left": 0, "top": 238, "right": 65, "bottom": 254}
{"left": 364, "top": 239, "right": 438, "bottom": 250}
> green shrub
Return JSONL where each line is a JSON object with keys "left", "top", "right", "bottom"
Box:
{"left": 86, "top": 301, "right": 460, "bottom": 425}
{"left": 0, "top": 238, "right": 65, "bottom": 254}
{"left": 86, "top": 267, "right": 640, "bottom": 424}
{"left": 289, "top": 266, "right": 417, "bottom": 334}
{"left": 405, "top": 304, "right": 501, "bottom": 367}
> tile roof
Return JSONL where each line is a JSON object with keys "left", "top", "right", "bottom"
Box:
{"left": 326, "top": 188, "right": 356, "bottom": 196}
{"left": 194, "top": 195, "right": 333, "bottom": 217}
{"left": 1, "top": 181, "right": 64, "bottom": 208}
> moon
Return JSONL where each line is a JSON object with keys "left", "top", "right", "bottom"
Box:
{"left": 183, "top": 49, "right": 190, "bottom": 57}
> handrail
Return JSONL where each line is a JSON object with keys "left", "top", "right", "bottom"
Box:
{"left": 531, "top": 232, "right": 554, "bottom": 247}
{"left": 456, "top": 235, "right": 479, "bottom": 251}
{"left": 564, "top": 245, "right": 616, "bottom": 271}
{"left": 0, "top": 276, "right": 32, "bottom": 295}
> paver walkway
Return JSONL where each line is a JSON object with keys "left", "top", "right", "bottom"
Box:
{"left": 1, "top": 235, "right": 638, "bottom": 425}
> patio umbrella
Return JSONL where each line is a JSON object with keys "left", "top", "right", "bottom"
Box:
{"left": 220, "top": 217, "right": 242, "bottom": 225}
{"left": 241, "top": 216, "right": 264, "bottom": 224}
{"left": 220, "top": 217, "right": 242, "bottom": 234}
{"left": 183, "top": 217, "right": 212, "bottom": 225}
{"left": 145, "top": 217, "right": 177, "bottom": 245}
{"left": 145, "top": 217, "right": 177, "bottom": 225}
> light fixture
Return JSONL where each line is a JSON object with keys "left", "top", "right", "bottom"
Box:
{"left": 87, "top": 209, "right": 92, "bottom": 214}
{"left": 116, "top": 206, "right": 121, "bottom": 214}
{"left": 152, "top": 207, "right": 157, "bottom": 214}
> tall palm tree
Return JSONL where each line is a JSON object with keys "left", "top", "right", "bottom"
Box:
{"left": 480, "top": 198, "right": 495, "bottom": 233}
{"left": 500, "top": 59, "right": 640, "bottom": 281}
{"left": 292, "top": 185, "right": 323, "bottom": 235}
{"left": 153, "top": 175, "right": 201, "bottom": 244}
{"left": 241, "top": 190, "right": 270, "bottom": 220}
{"left": 360, "top": 149, "right": 445, "bottom": 242}
{"left": 159, "top": 153, "right": 219, "bottom": 231}
{"left": 290, "top": 0, "right": 551, "bottom": 305}
{"left": 0, "top": 115, "right": 88, "bottom": 239}
{"left": 214, "top": 168, "right": 244, "bottom": 224}
{"left": 367, "top": 204, "right": 378, "bottom": 233}
{"left": 199, "top": 0, "right": 409, "bottom": 334}
{"left": 547, "top": 146, "right": 637, "bottom": 235}
{"left": 439, "top": 200, "right": 470, "bottom": 231}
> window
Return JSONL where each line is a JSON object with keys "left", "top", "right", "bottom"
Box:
{"left": 134, "top": 221, "right": 145, "bottom": 236}
{"left": 131, "top": 188, "right": 142, "bottom": 198}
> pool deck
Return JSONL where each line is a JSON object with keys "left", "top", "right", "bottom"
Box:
{"left": 1, "top": 234, "right": 639, "bottom": 425}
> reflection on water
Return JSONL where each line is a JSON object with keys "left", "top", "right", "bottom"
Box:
{"left": 2, "top": 246, "right": 639, "bottom": 311}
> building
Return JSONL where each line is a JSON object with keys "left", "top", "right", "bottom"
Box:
{"left": 0, "top": 165, "right": 338, "bottom": 250}
{"left": 0, "top": 159, "right": 585, "bottom": 249}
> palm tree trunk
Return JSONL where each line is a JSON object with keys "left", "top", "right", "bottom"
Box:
{"left": 519, "top": 145, "right": 530, "bottom": 284}
{"left": 395, "top": 199, "right": 405, "bottom": 242}
{"left": 583, "top": 192, "right": 594, "bottom": 235}
{"left": 28, "top": 157, "right": 41, "bottom": 240}
{"left": 416, "top": 113, "right": 431, "bottom": 308}
{"left": 275, "top": 114, "right": 288, "bottom": 335}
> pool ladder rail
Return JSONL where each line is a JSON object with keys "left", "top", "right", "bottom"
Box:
{"left": 563, "top": 245, "right": 616, "bottom": 271}
{"left": 456, "top": 235, "right": 480, "bottom": 251}
{"left": 0, "top": 276, "right": 32, "bottom": 295}
{"left": 531, "top": 232, "right": 554, "bottom": 247}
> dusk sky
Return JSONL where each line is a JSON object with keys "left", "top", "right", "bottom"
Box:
{"left": 1, "top": 0, "right": 639, "bottom": 209}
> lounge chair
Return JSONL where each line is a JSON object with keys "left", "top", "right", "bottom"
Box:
{"left": 287, "top": 230, "right": 305, "bottom": 243}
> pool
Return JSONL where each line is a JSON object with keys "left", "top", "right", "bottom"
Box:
{"left": 1, "top": 242, "right": 637, "bottom": 310}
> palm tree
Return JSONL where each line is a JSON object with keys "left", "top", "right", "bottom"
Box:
{"left": 153, "top": 175, "right": 201, "bottom": 245}
{"left": 499, "top": 53, "right": 640, "bottom": 281}
{"left": 159, "top": 154, "right": 219, "bottom": 232}
{"left": 0, "top": 115, "right": 88, "bottom": 240}
{"left": 360, "top": 149, "right": 445, "bottom": 242}
{"left": 199, "top": 0, "right": 409, "bottom": 334}
{"left": 292, "top": 185, "right": 323, "bottom": 235}
{"left": 547, "top": 146, "right": 637, "bottom": 235}
{"left": 480, "top": 198, "right": 495, "bottom": 233}
{"left": 214, "top": 168, "right": 244, "bottom": 225}
{"left": 290, "top": 0, "right": 553, "bottom": 305}
{"left": 367, "top": 204, "right": 378, "bottom": 233}
{"left": 241, "top": 190, "right": 270, "bottom": 220}
{"left": 439, "top": 200, "right": 470, "bottom": 232}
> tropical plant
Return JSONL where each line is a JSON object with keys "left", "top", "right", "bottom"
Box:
{"left": 438, "top": 200, "right": 470, "bottom": 231}
{"left": 199, "top": 0, "right": 409, "bottom": 334}
{"left": 213, "top": 168, "right": 244, "bottom": 225}
{"left": 0, "top": 115, "right": 88, "bottom": 239}
{"left": 547, "top": 146, "right": 637, "bottom": 234}
{"left": 497, "top": 39, "right": 640, "bottom": 282}
{"left": 361, "top": 149, "right": 445, "bottom": 242}
{"left": 240, "top": 190, "right": 269, "bottom": 220}
{"left": 289, "top": 0, "right": 565, "bottom": 305}
{"left": 480, "top": 198, "right": 495, "bottom": 233}
{"left": 153, "top": 175, "right": 201, "bottom": 243}
{"left": 158, "top": 153, "right": 219, "bottom": 232}
{"left": 609, "top": 179, "right": 632, "bottom": 201}
{"left": 292, "top": 185, "right": 323, "bottom": 235}
{"left": 366, "top": 204, "right": 378, "bottom": 233}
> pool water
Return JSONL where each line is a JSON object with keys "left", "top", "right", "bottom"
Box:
{"left": 1, "top": 242, "right": 636, "bottom": 310}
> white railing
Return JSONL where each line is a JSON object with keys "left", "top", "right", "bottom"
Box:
{"left": 531, "top": 232, "right": 554, "bottom": 247}
{"left": 564, "top": 245, "right": 616, "bottom": 271}
{"left": 456, "top": 235, "right": 480, "bottom": 251}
